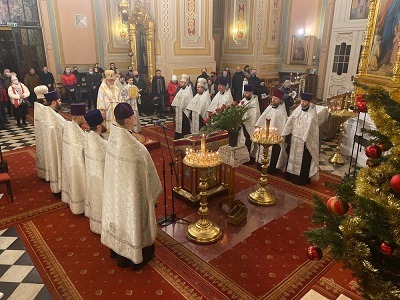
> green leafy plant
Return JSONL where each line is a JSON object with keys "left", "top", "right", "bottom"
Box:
{"left": 201, "top": 101, "right": 252, "bottom": 134}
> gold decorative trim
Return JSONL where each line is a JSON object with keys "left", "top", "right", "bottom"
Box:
{"left": 262, "top": 0, "right": 282, "bottom": 55}
{"left": 173, "top": 0, "right": 212, "bottom": 55}
{"left": 21, "top": 221, "right": 83, "bottom": 299}
{"left": 106, "top": 0, "right": 130, "bottom": 54}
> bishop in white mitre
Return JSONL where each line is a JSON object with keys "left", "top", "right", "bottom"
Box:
{"left": 43, "top": 91, "right": 65, "bottom": 196}
{"left": 279, "top": 92, "right": 320, "bottom": 185}
{"left": 255, "top": 89, "right": 288, "bottom": 174}
{"left": 102, "top": 103, "right": 162, "bottom": 270}
{"left": 83, "top": 109, "right": 107, "bottom": 234}
{"left": 238, "top": 84, "right": 260, "bottom": 160}
{"left": 97, "top": 70, "right": 121, "bottom": 131}
{"left": 61, "top": 103, "right": 86, "bottom": 214}
{"left": 33, "top": 85, "right": 48, "bottom": 180}
{"left": 186, "top": 78, "right": 211, "bottom": 134}
{"left": 171, "top": 74, "right": 193, "bottom": 139}
{"left": 207, "top": 78, "right": 233, "bottom": 114}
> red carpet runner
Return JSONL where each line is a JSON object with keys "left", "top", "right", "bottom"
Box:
{"left": 0, "top": 124, "right": 364, "bottom": 299}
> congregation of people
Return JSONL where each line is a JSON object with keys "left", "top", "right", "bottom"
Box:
{"left": 0, "top": 62, "right": 320, "bottom": 269}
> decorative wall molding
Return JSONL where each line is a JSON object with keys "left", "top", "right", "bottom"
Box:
{"left": 162, "top": 0, "right": 170, "bottom": 37}
{"left": 184, "top": 0, "right": 201, "bottom": 42}
{"left": 335, "top": 32, "right": 354, "bottom": 42}
{"left": 256, "top": 0, "right": 264, "bottom": 41}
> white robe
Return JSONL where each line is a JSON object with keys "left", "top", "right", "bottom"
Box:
{"left": 171, "top": 86, "right": 192, "bottom": 134}
{"left": 121, "top": 83, "right": 141, "bottom": 133}
{"left": 45, "top": 109, "right": 65, "bottom": 193}
{"left": 186, "top": 90, "right": 211, "bottom": 134}
{"left": 97, "top": 81, "right": 121, "bottom": 130}
{"left": 207, "top": 91, "right": 233, "bottom": 113}
{"left": 255, "top": 103, "right": 288, "bottom": 167}
{"left": 238, "top": 95, "right": 260, "bottom": 157}
{"left": 84, "top": 131, "right": 107, "bottom": 234}
{"left": 101, "top": 125, "right": 162, "bottom": 264}
{"left": 34, "top": 102, "right": 47, "bottom": 179}
{"left": 61, "top": 121, "right": 86, "bottom": 214}
{"left": 279, "top": 104, "right": 320, "bottom": 180}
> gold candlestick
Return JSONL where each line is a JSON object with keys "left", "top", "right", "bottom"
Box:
{"left": 183, "top": 151, "right": 223, "bottom": 244}
{"left": 249, "top": 130, "right": 284, "bottom": 206}
{"left": 201, "top": 134, "right": 206, "bottom": 153}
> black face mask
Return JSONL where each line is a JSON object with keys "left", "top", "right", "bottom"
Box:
{"left": 129, "top": 69, "right": 133, "bottom": 72}
{"left": 202, "top": 72, "right": 207, "bottom": 75}
{"left": 134, "top": 75, "right": 139, "bottom": 78}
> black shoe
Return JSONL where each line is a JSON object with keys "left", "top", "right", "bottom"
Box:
{"left": 158, "top": 114, "right": 166, "bottom": 119}
{"left": 5, "top": 120, "right": 10, "bottom": 124}
{"left": 17, "top": 123, "right": 22, "bottom": 128}
{"left": 52, "top": 192, "right": 62, "bottom": 198}
{"left": 116, "top": 255, "right": 130, "bottom": 268}
{"left": 110, "top": 249, "right": 117, "bottom": 259}
{"left": 22, "top": 122, "right": 27, "bottom": 126}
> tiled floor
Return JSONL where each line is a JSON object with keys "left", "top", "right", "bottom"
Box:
{"left": 0, "top": 227, "right": 52, "bottom": 300}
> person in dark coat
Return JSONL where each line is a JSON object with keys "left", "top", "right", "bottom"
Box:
{"left": 151, "top": 69, "right": 166, "bottom": 118}
{"left": 279, "top": 80, "right": 297, "bottom": 116}
{"left": 231, "top": 66, "right": 245, "bottom": 101}
{"left": 38, "top": 66, "right": 55, "bottom": 91}
{"left": 248, "top": 69, "right": 262, "bottom": 98}
{"left": 72, "top": 67, "right": 83, "bottom": 101}
{"left": 132, "top": 71, "right": 147, "bottom": 116}
{"left": 85, "top": 68, "right": 102, "bottom": 110}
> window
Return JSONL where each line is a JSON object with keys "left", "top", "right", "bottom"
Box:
{"left": 332, "top": 42, "right": 351, "bottom": 75}
{"left": 0, "top": 0, "right": 39, "bottom": 26}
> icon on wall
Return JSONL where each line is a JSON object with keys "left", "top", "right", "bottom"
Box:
{"left": 290, "top": 35, "right": 310, "bottom": 65}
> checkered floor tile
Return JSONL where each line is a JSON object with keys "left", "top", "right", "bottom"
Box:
{"left": 0, "top": 118, "right": 35, "bottom": 153}
{"left": 0, "top": 227, "right": 52, "bottom": 300}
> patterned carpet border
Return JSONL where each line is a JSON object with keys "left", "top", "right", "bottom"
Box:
{"left": 20, "top": 221, "right": 82, "bottom": 299}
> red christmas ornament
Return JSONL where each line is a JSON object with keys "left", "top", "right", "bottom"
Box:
{"left": 327, "top": 196, "right": 349, "bottom": 216}
{"left": 380, "top": 242, "right": 394, "bottom": 255}
{"left": 307, "top": 245, "right": 323, "bottom": 261}
{"left": 356, "top": 100, "right": 368, "bottom": 113}
{"left": 365, "top": 145, "right": 382, "bottom": 158}
{"left": 390, "top": 174, "right": 400, "bottom": 194}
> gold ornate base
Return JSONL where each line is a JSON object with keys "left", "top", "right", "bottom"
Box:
{"left": 186, "top": 219, "right": 222, "bottom": 244}
{"left": 329, "top": 152, "right": 345, "bottom": 165}
{"left": 248, "top": 187, "right": 276, "bottom": 206}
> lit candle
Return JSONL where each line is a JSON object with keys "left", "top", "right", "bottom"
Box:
{"left": 201, "top": 134, "right": 206, "bottom": 153}
{"left": 265, "top": 118, "right": 271, "bottom": 139}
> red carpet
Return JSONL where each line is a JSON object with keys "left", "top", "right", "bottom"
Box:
{"left": 0, "top": 124, "right": 364, "bottom": 299}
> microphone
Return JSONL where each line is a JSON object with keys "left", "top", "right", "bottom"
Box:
{"left": 155, "top": 120, "right": 169, "bottom": 130}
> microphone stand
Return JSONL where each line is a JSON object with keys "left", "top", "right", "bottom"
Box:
{"left": 158, "top": 122, "right": 190, "bottom": 226}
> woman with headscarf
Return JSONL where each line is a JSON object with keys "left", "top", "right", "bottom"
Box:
{"left": 8, "top": 75, "right": 30, "bottom": 127}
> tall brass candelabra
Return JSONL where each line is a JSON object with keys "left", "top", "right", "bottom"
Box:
{"left": 183, "top": 135, "right": 223, "bottom": 244}
{"left": 248, "top": 119, "right": 284, "bottom": 206}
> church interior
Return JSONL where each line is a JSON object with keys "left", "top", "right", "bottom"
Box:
{"left": 0, "top": 0, "right": 400, "bottom": 299}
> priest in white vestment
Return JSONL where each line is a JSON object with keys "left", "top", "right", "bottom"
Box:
{"left": 61, "top": 103, "right": 86, "bottom": 214}
{"left": 238, "top": 84, "right": 260, "bottom": 160}
{"left": 186, "top": 78, "right": 211, "bottom": 134}
{"left": 280, "top": 92, "right": 319, "bottom": 185}
{"left": 207, "top": 78, "right": 233, "bottom": 114}
{"left": 102, "top": 103, "right": 162, "bottom": 270}
{"left": 255, "top": 89, "right": 288, "bottom": 174}
{"left": 84, "top": 109, "right": 107, "bottom": 234}
{"left": 171, "top": 74, "right": 192, "bottom": 139}
{"left": 33, "top": 85, "right": 48, "bottom": 180}
{"left": 97, "top": 70, "right": 121, "bottom": 130}
{"left": 43, "top": 90, "right": 65, "bottom": 196}
{"left": 121, "top": 77, "right": 141, "bottom": 133}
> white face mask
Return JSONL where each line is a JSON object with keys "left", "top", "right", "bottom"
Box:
{"left": 89, "top": 71, "right": 93, "bottom": 74}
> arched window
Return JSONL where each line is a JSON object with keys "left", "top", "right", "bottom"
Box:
{"left": 332, "top": 42, "right": 351, "bottom": 75}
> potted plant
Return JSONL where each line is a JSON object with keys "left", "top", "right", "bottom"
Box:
{"left": 201, "top": 101, "right": 252, "bottom": 147}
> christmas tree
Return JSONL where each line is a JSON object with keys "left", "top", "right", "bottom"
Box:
{"left": 305, "top": 86, "right": 400, "bottom": 299}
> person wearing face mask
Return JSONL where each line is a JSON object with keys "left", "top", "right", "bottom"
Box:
{"left": 61, "top": 67, "right": 77, "bottom": 103}
{"left": 279, "top": 92, "right": 319, "bottom": 185}
{"left": 39, "top": 66, "right": 55, "bottom": 92}
{"left": 61, "top": 103, "right": 87, "bottom": 215}
{"left": 85, "top": 68, "right": 98, "bottom": 110}
{"left": 255, "top": 89, "right": 288, "bottom": 173}
{"left": 232, "top": 66, "right": 245, "bottom": 101}
{"left": 1, "top": 69, "right": 13, "bottom": 118}
{"left": 215, "top": 70, "right": 232, "bottom": 91}
{"left": 83, "top": 109, "right": 107, "bottom": 234}
{"left": 131, "top": 70, "right": 147, "bottom": 116}
{"left": 24, "top": 68, "right": 41, "bottom": 105}
{"left": 125, "top": 66, "right": 135, "bottom": 81}
{"left": 43, "top": 90, "right": 66, "bottom": 197}
{"left": 238, "top": 84, "right": 260, "bottom": 161}
{"left": 102, "top": 103, "right": 162, "bottom": 270}
{"left": 196, "top": 68, "right": 208, "bottom": 86}
{"left": 72, "top": 67, "right": 83, "bottom": 101}
{"left": 8, "top": 75, "right": 30, "bottom": 127}
{"left": 94, "top": 63, "right": 104, "bottom": 74}
{"left": 151, "top": 69, "right": 166, "bottom": 118}
{"left": 248, "top": 69, "right": 261, "bottom": 99}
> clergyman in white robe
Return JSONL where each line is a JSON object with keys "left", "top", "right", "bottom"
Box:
{"left": 43, "top": 91, "right": 65, "bottom": 195}
{"left": 33, "top": 85, "right": 48, "bottom": 180}
{"left": 207, "top": 79, "right": 233, "bottom": 114}
{"left": 186, "top": 79, "right": 211, "bottom": 134}
{"left": 279, "top": 93, "right": 319, "bottom": 185}
{"left": 102, "top": 103, "right": 162, "bottom": 269}
{"left": 121, "top": 80, "right": 141, "bottom": 133}
{"left": 238, "top": 85, "right": 260, "bottom": 159}
{"left": 61, "top": 103, "right": 86, "bottom": 214}
{"left": 84, "top": 109, "right": 107, "bottom": 234}
{"left": 255, "top": 89, "right": 288, "bottom": 174}
{"left": 171, "top": 74, "right": 192, "bottom": 139}
{"left": 97, "top": 70, "right": 121, "bottom": 130}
